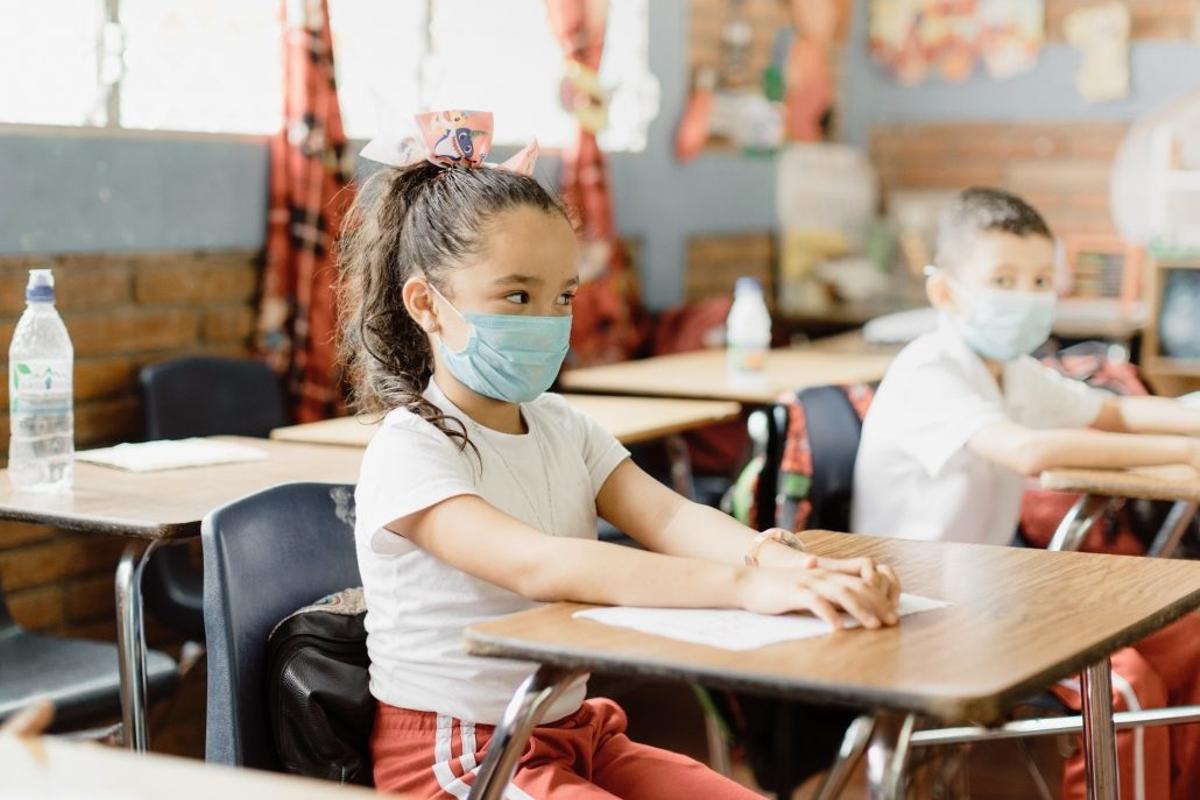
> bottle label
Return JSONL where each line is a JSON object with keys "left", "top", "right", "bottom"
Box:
{"left": 11, "top": 359, "right": 72, "bottom": 413}
{"left": 728, "top": 344, "right": 767, "bottom": 373}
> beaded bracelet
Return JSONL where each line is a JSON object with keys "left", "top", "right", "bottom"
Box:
{"left": 744, "top": 528, "right": 806, "bottom": 567}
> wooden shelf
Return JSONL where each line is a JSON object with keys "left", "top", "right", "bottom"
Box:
{"left": 1143, "top": 357, "right": 1200, "bottom": 378}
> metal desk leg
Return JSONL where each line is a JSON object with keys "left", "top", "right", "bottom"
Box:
{"left": 114, "top": 540, "right": 159, "bottom": 752}
{"left": 468, "top": 666, "right": 585, "bottom": 800}
{"left": 1081, "top": 659, "right": 1119, "bottom": 800}
{"left": 664, "top": 433, "right": 696, "bottom": 500}
{"left": 866, "top": 712, "right": 916, "bottom": 800}
{"left": 1147, "top": 500, "right": 1198, "bottom": 557}
{"left": 814, "top": 714, "right": 877, "bottom": 800}
{"left": 1049, "top": 494, "right": 1112, "bottom": 552}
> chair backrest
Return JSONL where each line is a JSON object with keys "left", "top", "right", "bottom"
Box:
{"left": 202, "top": 482, "right": 360, "bottom": 771}
{"left": 752, "top": 384, "right": 875, "bottom": 532}
{"left": 140, "top": 356, "right": 287, "bottom": 440}
{"left": 794, "top": 385, "right": 873, "bottom": 531}
{"left": 750, "top": 405, "right": 790, "bottom": 530}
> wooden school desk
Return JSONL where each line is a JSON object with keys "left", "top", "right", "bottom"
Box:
{"left": 271, "top": 394, "right": 742, "bottom": 499}
{"left": 558, "top": 347, "right": 895, "bottom": 405}
{"left": 1041, "top": 464, "right": 1200, "bottom": 555}
{"left": 271, "top": 394, "right": 742, "bottom": 448}
{"left": 464, "top": 532, "right": 1200, "bottom": 800}
{"left": 0, "top": 437, "right": 363, "bottom": 752}
{"left": 0, "top": 735, "right": 391, "bottom": 799}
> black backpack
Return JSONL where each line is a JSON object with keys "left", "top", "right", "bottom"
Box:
{"left": 265, "top": 587, "right": 375, "bottom": 786}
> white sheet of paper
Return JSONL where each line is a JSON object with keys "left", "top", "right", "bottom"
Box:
{"left": 574, "top": 593, "right": 949, "bottom": 651}
{"left": 75, "top": 438, "right": 269, "bottom": 472}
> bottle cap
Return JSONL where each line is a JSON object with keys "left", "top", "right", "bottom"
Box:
{"left": 26, "top": 269, "right": 55, "bottom": 303}
{"left": 734, "top": 277, "right": 762, "bottom": 295}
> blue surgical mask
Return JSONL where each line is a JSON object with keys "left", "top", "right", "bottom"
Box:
{"left": 949, "top": 281, "right": 1056, "bottom": 362}
{"left": 431, "top": 285, "right": 572, "bottom": 403}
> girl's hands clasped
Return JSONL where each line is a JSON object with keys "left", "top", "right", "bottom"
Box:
{"left": 738, "top": 556, "right": 901, "bottom": 630}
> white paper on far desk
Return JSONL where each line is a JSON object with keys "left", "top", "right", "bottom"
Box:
{"left": 75, "top": 438, "right": 268, "bottom": 472}
{"left": 574, "top": 593, "right": 949, "bottom": 651}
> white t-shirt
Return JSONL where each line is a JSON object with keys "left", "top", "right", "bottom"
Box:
{"left": 851, "top": 318, "right": 1105, "bottom": 546}
{"left": 354, "top": 380, "right": 629, "bottom": 724}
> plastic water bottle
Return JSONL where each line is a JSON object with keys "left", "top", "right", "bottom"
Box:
{"left": 8, "top": 269, "right": 74, "bottom": 491}
{"left": 726, "top": 277, "right": 772, "bottom": 376}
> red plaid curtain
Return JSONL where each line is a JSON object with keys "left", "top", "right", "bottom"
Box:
{"left": 545, "top": 0, "right": 646, "bottom": 366}
{"left": 257, "top": 0, "right": 353, "bottom": 422}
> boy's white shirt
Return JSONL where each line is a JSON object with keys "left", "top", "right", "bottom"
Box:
{"left": 851, "top": 316, "right": 1106, "bottom": 546}
{"left": 354, "top": 380, "right": 629, "bottom": 724}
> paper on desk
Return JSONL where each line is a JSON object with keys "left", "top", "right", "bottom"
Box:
{"left": 574, "top": 593, "right": 949, "bottom": 651}
{"left": 75, "top": 438, "right": 268, "bottom": 472}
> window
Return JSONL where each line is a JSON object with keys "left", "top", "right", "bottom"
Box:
{"left": 0, "top": 0, "right": 655, "bottom": 150}
{"left": 330, "top": 0, "right": 656, "bottom": 151}
{"left": 118, "top": 0, "right": 281, "bottom": 134}
{"left": 0, "top": 0, "right": 109, "bottom": 126}
{"left": 0, "top": 0, "right": 280, "bottom": 134}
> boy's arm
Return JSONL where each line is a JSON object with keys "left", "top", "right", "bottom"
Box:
{"left": 968, "top": 419, "right": 1200, "bottom": 476}
{"left": 1093, "top": 395, "right": 1200, "bottom": 437}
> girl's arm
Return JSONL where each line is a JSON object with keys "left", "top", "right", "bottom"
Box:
{"left": 968, "top": 419, "right": 1200, "bottom": 476}
{"left": 1093, "top": 395, "right": 1200, "bottom": 437}
{"left": 596, "top": 461, "right": 900, "bottom": 604}
{"left": 397, "top": 493, "right": 898, "bottom": 629}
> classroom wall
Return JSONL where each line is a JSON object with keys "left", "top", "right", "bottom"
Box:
{"left": 843, "top": 0, "right": 1200, "bottom": 238}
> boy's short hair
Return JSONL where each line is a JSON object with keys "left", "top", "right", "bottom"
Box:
{"left": 933, "top": 187, "right": 1053, "bottom": 271}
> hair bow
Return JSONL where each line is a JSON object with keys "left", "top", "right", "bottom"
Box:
{"left": 359, "top": 110, "right": 539, "bottom": 176}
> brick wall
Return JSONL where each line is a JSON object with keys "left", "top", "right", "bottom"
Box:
{"left": 872, "top": 122, "right": 1129, "bottom": 238}
{"left": 0, "top": 250, "right": 260, "bottom": 449}
{"left": 685, "top": 232, "right": 775, "bottom": 307}
{"left": 0, "top": 249, "right": 260, "bottom": 755}
{"left": 1046, "top": 0, "right": 1199, "bottom": 40}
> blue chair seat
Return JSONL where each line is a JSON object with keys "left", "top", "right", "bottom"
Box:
{"left": 0, "top": 605, "right": 177, "bottom": 731}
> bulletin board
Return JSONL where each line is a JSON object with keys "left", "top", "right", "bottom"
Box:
{"left": 684, "top": 0, "right": 853, "bottom": 152}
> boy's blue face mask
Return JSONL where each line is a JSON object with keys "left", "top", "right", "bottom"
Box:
{"left": 935, "top": 270, "right": 1056, "bottom": 362}
{"left": 431, "top": 284, "right": 572, "bottom": 404}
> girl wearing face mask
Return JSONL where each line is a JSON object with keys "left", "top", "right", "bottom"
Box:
{"left": 339, "top": 111, "right": 900, "bottom": 800}
{"left": 851, "top": 187, "right": 1200, "bottom": 800}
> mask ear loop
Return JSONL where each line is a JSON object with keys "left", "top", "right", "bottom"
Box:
{"left": 425, "top": 280, "right": 475, "bottom": 354}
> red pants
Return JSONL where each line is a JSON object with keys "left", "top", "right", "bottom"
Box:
{"left": 371, "top": 697, "right": 759, "bottom": 799}
{"left": 1051, "top": 613, "right": 1200, "bottom": 800}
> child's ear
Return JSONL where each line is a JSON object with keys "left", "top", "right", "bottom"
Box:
{"left": 925, "top": 271, "right": 955, "bottom": 312}
{"left": 402, "top": 277, "right": 440, "bottom": 334}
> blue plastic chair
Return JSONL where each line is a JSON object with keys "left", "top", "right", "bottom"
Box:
{"left": 202, "top": 482, "right": 359, "bottom": 771}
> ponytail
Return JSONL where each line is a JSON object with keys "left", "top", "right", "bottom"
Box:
{"left": 336, "top": 161, "right": 566, "bottom": 450}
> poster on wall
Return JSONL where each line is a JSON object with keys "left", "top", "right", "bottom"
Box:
{"left": 869, "top": 0, "right": 1045, "bottom": 85}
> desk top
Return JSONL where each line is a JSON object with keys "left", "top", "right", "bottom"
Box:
{"left": 271, "top": 395, "right": 742, "bottom": 448}
{"left": 0, "top": 437, "right": 363, "bottom": 540}
{"left": 0, "top": 737, "right": 386, "bottom": 800}
{"left": 1041, "top": 464, "right": 1200, "bottom": 504}
{"left": 559, "top": 348, "right": 895, "bottom": 404}
{"left": 466, "top": 531, "right": 1200, "bottom": 723}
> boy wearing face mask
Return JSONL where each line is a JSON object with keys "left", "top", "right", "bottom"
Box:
{"left": 852, "top": 187, "right": 1200, "bottom": 800}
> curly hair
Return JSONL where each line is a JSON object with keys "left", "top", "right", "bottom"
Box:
{"left": 336, "top": 160, "right": 568, "bottom": 450}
